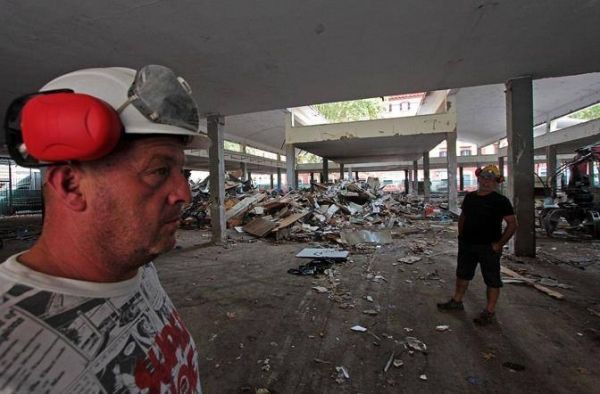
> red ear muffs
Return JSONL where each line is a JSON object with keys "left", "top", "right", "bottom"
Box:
{"left": 19, "top": 92, "right": 123, "bottom": 162}
{"left": 475, "top": 167, "right": 482, "bottom": 177}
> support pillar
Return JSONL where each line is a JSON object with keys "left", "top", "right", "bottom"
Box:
{"left": 322, "top": 159, "right": 329, "bottom": 183}
{"left": 247, "top": 171, "right": 252, "bottom": 182}
{"left": 310, "top": 172, "right": 315, "bottom": 183}
{"left": 498, "top": 156, "right": 505, "bottom": 177}
{"left": 354, "top": 171, "right": 359, "bottom": 180}
{"left": 546, "top": 145, "right": 557, "bottom": 194}
{"left": 270, "top": 173, "right": 274, "bottom": 189}
{"left": 339, "top": 163, "right": 345, "bottom": 180}
{"left": 423, "top": 151, "right": 431, "bottom": 202}
{"left": 276, "top": 168, "right": 282, "bottom": 189}
{"left": 208, "top": 115, "right": 226, "bottom": 243}
{"left": 286, "top": 144, "right": 297, "bottom": 190}
{"left": 240, "top": 162, "right": 247, "bottom": 181}
{"left": 447, "top": 132, "right": 458, "bottom": 213}
{"left": 458, "top": 166, "right": 464, "bottom": 191}
{"left": 404, "top": 169, "right": 410, "bottom": 194}
{"left": 412, "top": 160, "right": 419, "bottom": 195}
{"left": 347, "top": 166, "right": 353, "bottom": 180}
{"left": 506, "top": 76, "right": 535, "bottom": 257}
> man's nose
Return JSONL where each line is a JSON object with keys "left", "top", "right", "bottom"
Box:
{"left": 169, "top": 171, "right": 192, "bottom": 205}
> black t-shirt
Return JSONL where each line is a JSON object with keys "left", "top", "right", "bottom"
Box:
{"left": 460, "top": 191, "right": 514, "bottom": 244}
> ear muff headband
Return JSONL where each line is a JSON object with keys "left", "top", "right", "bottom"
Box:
{"left": 4, "top": 90, "right": 123, "bottom": 167}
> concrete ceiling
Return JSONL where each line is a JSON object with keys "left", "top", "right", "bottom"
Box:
{"left": 221, "top": 110, "right": 288, "bottom": 154}
{"left": 2, "top": 1, "right": 600, "bottom": 161}
{"left": 2, "top": 0, "right": 600, "bottom": 120}
{"left": 456, "top": 73, "right": 600, "bottom": 146}
{"left": 294, "top": 133, "right": 448, "bottom": 164}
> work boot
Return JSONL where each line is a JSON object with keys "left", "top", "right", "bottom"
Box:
{"left": 473, "top": 309, "right": 495, "bottom": 325}
{"left": 437, "top": 298, "right": 464, "bottom": 311}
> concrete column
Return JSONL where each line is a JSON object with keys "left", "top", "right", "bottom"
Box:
{"left": 240, "top": 161, "right": 247, "bottom": 181}
{"left": 270, "top": 173, "right": 274, "bottom": 188}
{"left": 404, "top": 169, "right": 410, "bottom": 193}
{"left": 459, "top": 166, "right": 464, "bottom": 191}
{"left": 286, "top": 144, "right": 297, "bottom": 190}
{"left": 407, "top": 169, "right": 413, "bottom": 194}
{"left": 208, "top": 115, "right": 226, "bottom": 243}
{"left": 347, "top": 166, "right": 353, "bottom": 180}
{"left": 423, "top": 151, "right": 431, "bottom": 202}
{"left": 506, "top": 76, "right": 535, "bottom": 257}
{"left": 247, "top": 171, "right": 252, "bottom": 182}
{"left": 310, "top": 172, "right": 315, "bottom": 183}
{"left": 498, "top": 156, "right": 505, "bottom": 176}
{"left": 546, "top": 145, "right": 557, "bottom": 193}
{"left": 276, "top": 154, "right": 282, "bottom": 189}
{"left": 322, "top": 159, "right": 329, "bottom": 183}
{"left": 354, "top": 171, "right": 359, "bottom": 180}
{"left": 339, "top": 163, "right": 345, "bottom": 180}
{"left": 447, "top": 132, "right": 458, "bottom": 213}
{"left": 412, "top": 160, "right": 419, "bottom": 195}
{"left": 276, "top": 168, "right": 282, "bottom": 189}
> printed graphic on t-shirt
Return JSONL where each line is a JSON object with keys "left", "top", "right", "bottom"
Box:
{"left": 0, "top": 265, "right": 200, "bottom": 393}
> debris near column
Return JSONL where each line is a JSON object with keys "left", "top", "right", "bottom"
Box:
{"left": 501, "top": 265, "right": 565, "bottom": 300}
{"left": 181, "top": 177, "right": 454, "bottom": 243}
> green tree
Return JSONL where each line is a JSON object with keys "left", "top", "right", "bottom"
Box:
{"left": 314, "top": 98, "right": 383, "bottom": 122}
{"left": 224, "top": 140, "right": 241, "bottom": 151}
{"left": 297, "top": 150, "right": 322, "bottom": 164}
{"left": 570, "top": 103, "right": 600, "bottom": 121}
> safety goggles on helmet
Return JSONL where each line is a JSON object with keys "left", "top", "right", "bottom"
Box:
{"left": 118, "top": 65, "right": 200, "bottom": 133}
{"left": 3, "top": 65, "right": 205, "bottom": 167}
{"left": 475, "top": 165, "right": 504, "bottom": 183}
{"left": 478, "top": 171, "right": 498, "bottom": 180}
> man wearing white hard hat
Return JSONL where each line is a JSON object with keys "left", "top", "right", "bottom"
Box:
{"left": 0, "top": 65, "right": 206, "bottom": 392}
{"left": 438, "top": 164, "right": 517, "bottom": 325}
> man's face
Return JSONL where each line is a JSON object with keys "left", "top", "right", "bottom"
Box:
{"left": 84, "top": 136, "right": 191, "bottom": 269}
{"left": 478, "top": 174, "right": 497, "bottom": 193}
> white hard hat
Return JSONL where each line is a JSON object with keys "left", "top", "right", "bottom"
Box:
{"left": 41, "top": 66, "right": 209, "bottom": 148}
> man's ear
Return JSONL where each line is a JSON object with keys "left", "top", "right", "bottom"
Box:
{"left": 45, "top": 165, "right": 87, "bottom": 211}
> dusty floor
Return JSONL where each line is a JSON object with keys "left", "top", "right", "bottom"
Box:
{"left": 1, "top": 216, "right": 599, "bottom": 393}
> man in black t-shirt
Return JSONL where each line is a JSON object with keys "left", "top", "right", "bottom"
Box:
{"left": 437, "top": 165, "right": 518, "bottom": 325}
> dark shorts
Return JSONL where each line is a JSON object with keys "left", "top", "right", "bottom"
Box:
{"left": 456, "top": 240, "right": 503, "bottom": 288}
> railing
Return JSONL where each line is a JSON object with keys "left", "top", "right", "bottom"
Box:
{"left": 0, "top": 158, "right": 43, "bottom": 216}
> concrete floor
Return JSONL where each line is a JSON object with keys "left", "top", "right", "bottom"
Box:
{"left": 1, "top": 216, "right": 599, "bottom": 393}
{"left": 158, "top": 226, "right": 600, "bottom": 393}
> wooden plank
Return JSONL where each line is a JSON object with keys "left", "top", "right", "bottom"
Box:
{"left": 272, "top": 211, "right": 310, "bottom": 232}
{"left": 243, "top": 217, "right": 277, "bottom": 237}
{"left": 501, "top": 266, "right": 564, "bottom": 300}
{"left": 225, "top": 193, "right": 266, "bottom": 220}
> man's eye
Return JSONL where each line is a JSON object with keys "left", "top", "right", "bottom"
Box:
{"left": 153, "top": 167, "right": 170, "bottom": 176}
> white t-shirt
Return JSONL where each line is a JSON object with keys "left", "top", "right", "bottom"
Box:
{"left": 0, "top": 253, "right": 201, "bottom": 393}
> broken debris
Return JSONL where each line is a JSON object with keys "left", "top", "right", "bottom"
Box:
{"left": 398, "top": 256, "right": 422, "bottom": 264}
{"left": 296, "top": 248, "right": 349, "bottom": 260}
{"left": 334, "top": 366, "right": 350, "bottom": 384}
{"left": 405, "top": 336, "right": 427, "bottom": 353}
{"left": 341, "top": 230, "right": 393, "bottom": 245}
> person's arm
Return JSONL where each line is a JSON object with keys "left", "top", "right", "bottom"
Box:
{"left": 458, "top": 211, "right": 465, "bottom": 237}
{"left": 492, "top": 215, "right": 518, "bottom": 252}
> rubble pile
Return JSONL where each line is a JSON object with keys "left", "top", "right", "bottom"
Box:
{"left": 181, "top": 174, "right": 255, "bottom": 229}
{"left": 181, "top": 176, "right": 452, "bottom": 244}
